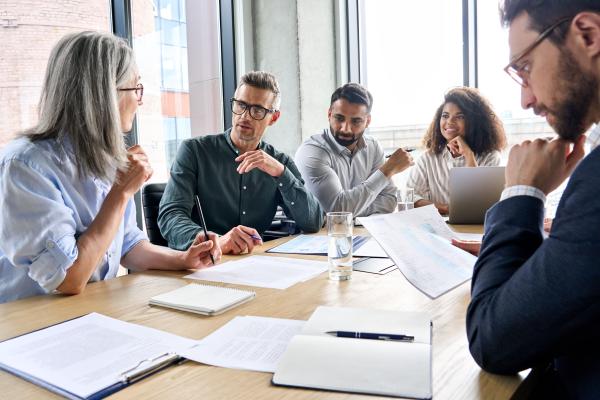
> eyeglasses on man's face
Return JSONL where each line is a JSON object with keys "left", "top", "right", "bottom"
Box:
{"left": 504, "top": 17, "right": 571, "bottom": 88}
{"left": 118, "top": 83, "right": 144, "bottom": 103}
{"left": 230, "top": 98, "right": 276, "bottom": 121}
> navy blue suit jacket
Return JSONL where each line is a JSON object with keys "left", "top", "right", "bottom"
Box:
{"left": 467, "top": 146, "right": 600, "bottom": 399}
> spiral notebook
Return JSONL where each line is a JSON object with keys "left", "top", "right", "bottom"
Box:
{"left": 149, "top": 284, "right": 255, "bottom": 316}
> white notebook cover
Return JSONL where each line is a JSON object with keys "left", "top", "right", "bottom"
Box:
{"left": 272, "top": 306, "right": 432, "bottom": 399}
{"left": 149, "top": 284, "right": 255, "bottom": 316}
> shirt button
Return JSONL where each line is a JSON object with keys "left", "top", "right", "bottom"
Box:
{"left": 242, "top": 211, "right": 246, "bottom": 215}
{"left": 279, "top": 183, "right": 283, "bottom": 187}
{"left": 291, "top": 202, "right": 295, "bottom": 206}
{"left": 243, "top": 186, "right": 247, "bottom": 190}
{"left": 46, "top": 241, "right": 55, "bottom": 249}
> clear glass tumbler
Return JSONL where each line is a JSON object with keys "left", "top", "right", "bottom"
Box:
{"left": 327, "top": 212, "right": 353, "bottom": 281}
{"left": 397, "top": 187, "right": 415, "bottom": 211}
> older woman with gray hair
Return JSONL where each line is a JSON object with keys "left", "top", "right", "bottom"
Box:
{"left": 0, "top": 31, "right": 221, "bottom": 303}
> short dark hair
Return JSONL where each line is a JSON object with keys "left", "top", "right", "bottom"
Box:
{"left": 330, "top": 83, "right": 373, "bottom": 113}
{"left": 500, "top": 0, "right": 600, "bottom": 44}
{"left": 423, "top": 87, "right": 507, "bottom": 157}
{"left": 239, "top": 71, "right": 281, "bottom": 109}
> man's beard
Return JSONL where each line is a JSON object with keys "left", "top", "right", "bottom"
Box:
{"left": 331, "top": 126, "right": 364, "bottom": 147}
{"left": 543, "top": 48, "right": 599, "bottom": 140}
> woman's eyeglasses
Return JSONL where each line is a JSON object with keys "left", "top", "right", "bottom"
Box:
{"left": 118, "top": 83, "right": 144, "bottom": 104}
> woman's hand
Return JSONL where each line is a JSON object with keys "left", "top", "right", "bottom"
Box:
{"left": 447, "top": 137, "right": 477, "bottom": 167}
{"left": 181, "top": 231, "right": 222, "bottom": 269}
{"left": 112, "top": 145, "right": 153, "bottom": 198}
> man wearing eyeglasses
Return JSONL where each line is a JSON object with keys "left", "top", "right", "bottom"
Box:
{"left": 158, "top": 71, "right": 323, "bottom": 255}
{"left": 465, "top": 1, "right": 600, "bottom": 398}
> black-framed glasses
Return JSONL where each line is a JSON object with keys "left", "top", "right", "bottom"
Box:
{"left": 118, "top": 83, "right": 144, "bottom": 103}
{"left": 230, "top": 97, "right": 276, "bottom": 121}
{"left": 504, "top": 17, "right": 571, "bottom": 88}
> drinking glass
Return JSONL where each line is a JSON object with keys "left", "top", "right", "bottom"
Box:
{"left": 327, "top": 212, "right": 353, "bottom": 281}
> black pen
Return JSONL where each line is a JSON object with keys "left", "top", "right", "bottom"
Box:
{"left": 194, "top": 194, "right": 215, "bottom": 265}
{"left": 385, "top": 147, "right": 416, "bottom": 158}
{"left": 325, "top": 331, "right": 414, "bottom": 341}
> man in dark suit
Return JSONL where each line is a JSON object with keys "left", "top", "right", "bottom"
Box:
{"left": 465, "top": 1, "right": 600, "bottom": 398}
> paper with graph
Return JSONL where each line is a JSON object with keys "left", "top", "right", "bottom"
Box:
{"left": 358, "top": 206, "right": 476, "bottom": 298}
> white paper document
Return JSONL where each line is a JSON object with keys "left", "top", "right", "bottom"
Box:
{"left": 358, "top": 206, "right": 477, "bottom": 298}
{"left": 266, "top": 235, "right": 369, "bottom": 255}
{"left": 0, "top": 313, "right": 198, "bottom": 399}
{"left": 352, "top": 237, "right": 388, "bottom": 258}
{"left": 184, "top": 255, "right": 328, "bottom": 289}
{"left": 182, "top": 316, "right": 304, "bottom": 373}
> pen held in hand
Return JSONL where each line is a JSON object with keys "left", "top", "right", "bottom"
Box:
{"left": 385, "top": 147, "right": 416, "bottom": 158}
{"left": 194, "top": 194, "right": 215, "bottom": 265}
{"left": 325, "top": 331, "right": 414, "bottom": 342}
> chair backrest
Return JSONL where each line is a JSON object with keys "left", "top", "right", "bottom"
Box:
{"left": 141, "top": 183, "right": 168, "bottom": 246}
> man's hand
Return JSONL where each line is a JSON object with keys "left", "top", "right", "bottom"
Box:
{"left": 447, "top": 136, "right": 476, "bottom": 166}
{"left": 181, "top": 231, "right": 222, "bottom": 268}
{"left": 380, "top": 148, "right": 414, "bottom": 177}
{"left": 452, "top": 239, "right": 481, "bottom": 256}
{"left": 505, "top": 135, "right": 585, "bottom": 195}
{"left": 235, "top": 150, "right": 285, "bottom": 177}
{"left": 112, "top": 145, "right": 153, "bottom": 198}
{"left": 219, "top": 225, "right": 263, "bottom": 255}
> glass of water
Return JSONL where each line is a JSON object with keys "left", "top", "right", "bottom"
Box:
{"left": 397, "top": 187, "right": 415, "bottom": 211}
{"left": 327, "top": 212, "right": 353, "bottom": 281}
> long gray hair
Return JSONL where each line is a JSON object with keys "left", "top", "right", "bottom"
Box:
{"left": 23, "top": 31, "right": 137, "bottom": 180}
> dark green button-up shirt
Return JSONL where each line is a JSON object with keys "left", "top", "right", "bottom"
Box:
{"left": 158, "top": 130, "right": 324, "bottom": 250}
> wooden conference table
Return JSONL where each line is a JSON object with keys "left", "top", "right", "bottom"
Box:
{"left": 0, "top": 226, "right": 525, "bottom": 399}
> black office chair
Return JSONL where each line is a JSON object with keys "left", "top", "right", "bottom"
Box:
{"left": 141, "top": 183, "right": 168, "bottom": 247}
{"left": 262, "top": 206, "right": 299, "bottom": 242}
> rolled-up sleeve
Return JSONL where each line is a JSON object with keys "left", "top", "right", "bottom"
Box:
{"left": 0, "top": 159, "right": 79, "bottom": 293}
{"left": 121, "top": 198, "right": 148, "bottom": 257}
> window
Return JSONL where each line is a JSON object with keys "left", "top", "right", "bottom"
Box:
{"left": 358, "top": 0, "right": 464, "bottom": 187}
{"left": 0, "top": 1, "right": 111, "bottom": 150}
{"left": 132, "top": 0, "right": 223, "bottom": 184}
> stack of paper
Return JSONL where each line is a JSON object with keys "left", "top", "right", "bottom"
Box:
{"left": 182, "top": 316, "right": 304, "bottom": 372}
{"left": 184, "top": 255, "right": 328, "bottom": 289}
{"left": 358, "top": 205, "right": 477, "bottom": 298}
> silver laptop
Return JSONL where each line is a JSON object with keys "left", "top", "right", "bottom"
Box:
{"left": 448, "top": 166, "right": 505, "bottom": 224}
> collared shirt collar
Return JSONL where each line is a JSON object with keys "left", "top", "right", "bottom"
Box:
{"left": 587, "top": 123, "right": 600, "bottom": 151}
{"left": 224, "top": 128, "right": 264, "bottom": 156}
{"left": 325, "top": 128, "right": 367, "bottom": 156}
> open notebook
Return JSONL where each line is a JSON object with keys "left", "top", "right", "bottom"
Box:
{"left": 149, "top": 284, "right": 255, "bottom": 316}
{"left": 272, "top": 306, "right": 432, "bottom": 399}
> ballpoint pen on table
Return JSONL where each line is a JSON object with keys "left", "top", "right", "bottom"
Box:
{"left": 325, "top": 331, "right": 414, "bottom": 342}
{"left": 194, "top": 194, "right": 215, "bottom": 265}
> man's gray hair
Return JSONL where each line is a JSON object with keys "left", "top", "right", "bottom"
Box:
{"left": 238, "top": 71, "right": 281, "bottom": 110}
{"left": 23, "top": 31, "right": 137, "bottom": 181}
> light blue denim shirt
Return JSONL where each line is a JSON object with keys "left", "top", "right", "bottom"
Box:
{"left": 0, "top": 137, "right": 147, "bottom": 303}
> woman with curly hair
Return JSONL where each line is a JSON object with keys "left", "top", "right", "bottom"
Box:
{"left": 407, "top": 87, "right": 507, "bottom": 215}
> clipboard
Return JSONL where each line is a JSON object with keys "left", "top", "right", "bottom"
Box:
{"left": 0, "top": 313, "right": 196, "bottom": 400}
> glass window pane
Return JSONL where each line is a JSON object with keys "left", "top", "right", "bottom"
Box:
{"left": 159, "top": 0, "right": 180, "bottom": 21}
{"left": 0, "top": 1, "right": 111, "bottom": 150}
{"left": 361, "top": 0, "right": 463, "bottom": 141}
{"left": 132, "top": 0, "right": 223, "bottom": 184}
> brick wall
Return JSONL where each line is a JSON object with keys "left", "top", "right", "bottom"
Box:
{"left": 0, "top": 0, "right": 110, "bottom": 148}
